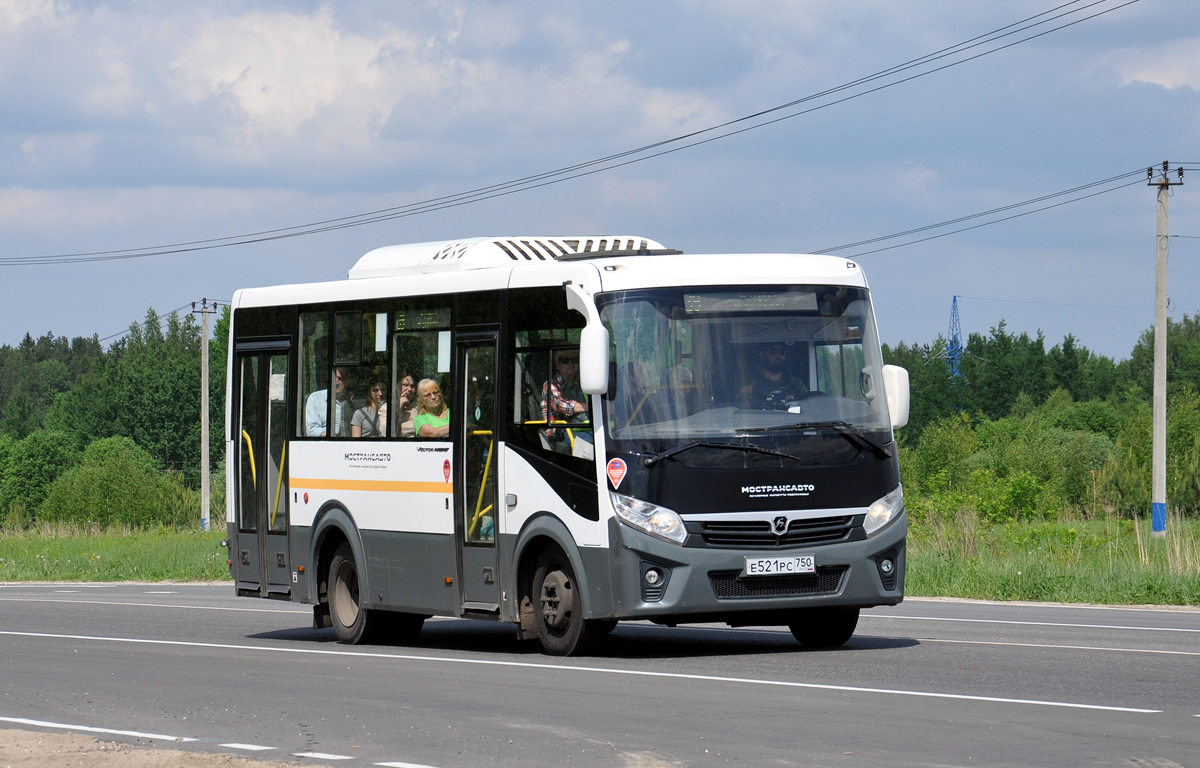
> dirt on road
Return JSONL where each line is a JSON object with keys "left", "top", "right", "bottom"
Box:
{"left": 0, "top": 729, "right": 335, "bottom": 768}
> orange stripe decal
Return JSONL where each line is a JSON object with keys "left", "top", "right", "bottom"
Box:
{"left": 291, "top": 477, "right": 453, "bottom": 494}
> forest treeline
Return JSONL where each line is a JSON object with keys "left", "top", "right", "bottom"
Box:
{"left": 0, "top": 308, "right": 229, "bottom": 528}
{"left": 886, "top": 315, "right": 1200, "bottom": 520}
{"left": 0, "top": 307, "right": 1198, "bottom": 530}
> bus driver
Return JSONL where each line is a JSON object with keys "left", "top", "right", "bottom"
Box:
{"left": 741, "top": 342, "right": 808, "bottom": 409}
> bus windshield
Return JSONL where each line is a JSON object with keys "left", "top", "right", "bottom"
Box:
{"left": 599, "top": 285, "right": 892, "bottom": 465}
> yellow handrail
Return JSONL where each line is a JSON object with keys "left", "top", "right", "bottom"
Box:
{"left": 241, "top": 430, "right": 257, "bottom": 489}
{"left": 468, "top": 439, "right": 495, "bottom": 538}
{"left": 522, "top": 419, "right": 592, "bottom": 451}
{"left": 270, "top": 441, "right": 287, "bottom": 528}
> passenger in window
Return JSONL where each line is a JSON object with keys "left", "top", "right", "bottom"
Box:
{"left": 305, "top": 366, "right": 350, "bottom": 437}
{"left": 741, "top": 342, "right": 808, "bottom": 409}
{"left": 393, "top": 373, "right": 419, "bottom": 438}
{"left": 542, "top": 350, "right": 592, "bottom": 444}
{"left": 352, "top": 381, "right": 386, "bottom": 438}
{"left": 414, "top": 379, "right": 450, "bottom": 438}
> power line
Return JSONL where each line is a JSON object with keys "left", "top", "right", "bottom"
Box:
{"left": 815, "top": 174, "right": 1148, "bottom": 259}
{"left": 813, "top": 168, "right": 1147, "bottom": 255}
{"left": 98, "top": 300, "right": 230, "bottom": 344}
{"left": 2, "top": 0, "right": 1138, "bottom": 267}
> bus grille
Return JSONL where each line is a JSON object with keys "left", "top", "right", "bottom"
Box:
{"left": 708, "top": 566, "right": 848, "bottom": 599}
{"left": 688, "top": 516, "right": 861, "bottom": 549}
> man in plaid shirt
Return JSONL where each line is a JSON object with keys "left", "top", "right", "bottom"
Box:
{"left": 541, "top": 349, "right": 591, "bottom": 443}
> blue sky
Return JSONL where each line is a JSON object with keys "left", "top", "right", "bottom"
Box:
{"left": 2, "top": 0, "right": 1198, "bottom": 359}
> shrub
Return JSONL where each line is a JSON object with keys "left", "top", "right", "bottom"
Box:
{"left": 0, "top": 430, "right": 80, "bottom": 519}
{"left": 38, "top": 437, "right": 177, "bottom": 528}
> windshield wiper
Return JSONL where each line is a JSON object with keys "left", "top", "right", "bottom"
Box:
{"left": 643, "top": 440, "right": 805, "bottom": 468}
{"left": 742, "top": 420, "right": 893, "bottom": 458}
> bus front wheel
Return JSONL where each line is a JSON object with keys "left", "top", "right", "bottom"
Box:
{"left": 329, "top": 543, "right": 370, "bottom": 644}
{"left": 531, "top": 546, "right": 603, "bottom": 656}
{"left": 788, "top": 607, "right": 859, "bottom": 648}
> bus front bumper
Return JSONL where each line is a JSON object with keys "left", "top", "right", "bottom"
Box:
{"left": 601, "top": 511, "right": 906, "bottom": 623}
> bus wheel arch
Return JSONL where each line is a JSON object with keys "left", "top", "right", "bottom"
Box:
{"left": 311, "top": 505, "right": 370, "bottom": 636}
{"left": 513, "top": 517, "right": 603, "bottom": 656}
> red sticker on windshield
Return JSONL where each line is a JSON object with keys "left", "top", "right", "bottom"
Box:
{"left": 443, "top": 459, "right": 452, "bottom": 484}
{"left": 606, "top": 458, "right": 627, "bottom": 489}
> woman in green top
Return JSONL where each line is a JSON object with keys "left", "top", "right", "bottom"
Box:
{"left": 414, "top": 378, "right": 450, "bottom": 438}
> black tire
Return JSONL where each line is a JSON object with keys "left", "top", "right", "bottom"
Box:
{"left": 788, "top": 607, "right": 859, "bottom": 648}
{"left": 531, "top": 546, "right": 603, "bottom": 656}
{"left": 329, "top": 543, "right": 372, "bottom": 644}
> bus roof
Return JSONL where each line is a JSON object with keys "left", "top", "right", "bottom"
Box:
{"left": 234, "top": 237, "right": 868, "bottom": 309}
{"left": 348, "top": 236, "right": 674, "bottom": 279}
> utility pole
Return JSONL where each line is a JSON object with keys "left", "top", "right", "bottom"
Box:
{"left": 192, "top": 299, "right": 213, "bottom": 533}
{"left": 1149, "top": 162, "right": 1183, "bottom": 538}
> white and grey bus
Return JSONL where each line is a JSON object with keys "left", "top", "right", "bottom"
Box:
{"left": 225, "top": 236, "right": 910, "bottom": 655}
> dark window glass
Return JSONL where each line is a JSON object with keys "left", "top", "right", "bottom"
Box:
{"left": 234, "top": 306, "right": 291, "bottom": 339}
{"left": 456, "top": 290, "right": 502, "bottom": 326}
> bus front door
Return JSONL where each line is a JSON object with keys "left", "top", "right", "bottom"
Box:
{"left": 234, "top": 348, "right": 292, "bottom": 599}
{"left": 456, "top": 334, "right": 501, "bottom": 615}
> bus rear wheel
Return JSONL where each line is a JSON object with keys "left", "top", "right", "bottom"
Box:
{"left": 329, "top": 543, "right": 371, "bottom": 644}
{"left": 531, "top": 546, "right": 603, "bottom": 656}
{"left": 788, "top": 607, "right": 859, "bottom": 648}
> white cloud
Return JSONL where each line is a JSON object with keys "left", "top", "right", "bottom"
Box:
{"left": 165, "top": 6, "right": 726, "bottom": 168}
{"left": 0, "top": 0, "right": 65, "bottom": 32}
{"left": 172, "top": 9, "right": 453, "bottom": 151}
{"left": 1110, "top": 39, "right": 1200, "bottom": 90}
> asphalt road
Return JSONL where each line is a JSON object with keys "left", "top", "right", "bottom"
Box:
{"left": 1, "top": 583, "right": 1197, "bottom": 767}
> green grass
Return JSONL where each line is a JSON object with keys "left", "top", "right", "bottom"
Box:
{"left": 2, "top": 517, "right": 1198, "bottom": 606}
{"left": 0, "top": 524, "right": 230, "bottom": 582}
{"left": 907, "top": 511, "right": 1200, "bottom": 605}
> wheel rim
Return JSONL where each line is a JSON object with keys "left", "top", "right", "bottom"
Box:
{"left": 539, "top": 568, "right": 573, "bottom": 633}
{"left": 332, "top": 560, "right": 360, "bottom": 628}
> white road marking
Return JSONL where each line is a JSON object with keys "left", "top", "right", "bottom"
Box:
{"left": 0, "top": 584, "right": 111, "bottom": 588}
{"left": 0, "top": 597, "right": 307, "bottom": 614}
{"left": 904, "top": 596, "right": 1200, "bottom": 614}
{"left": 914, "top": 637, "right": 1200, "bottom": 657}
{"left": 221, "top": 743, "right": 277, "bottom": 751}
{"left": 0, "top": 714, "right": 196, "bottom": 742}
{"left": 143, "top": 591, "right": 178, "bottom": 594}
{"left": 295, "top": 751, "right": 355, "bottom": 760}
{"left": 653, "top": 625, "right": 1200, "bottom": 657}
{"left": 862, "top": 614, "right": 1200, "bottom": 634}
{"left": 0, "top": 629, "right": 1161, "bottom": 714}
{"left": 376, "top": 762, "right": 441, "bottom": 767}
{"left": 53, "top": 590, "right": 78, "bottom": 593}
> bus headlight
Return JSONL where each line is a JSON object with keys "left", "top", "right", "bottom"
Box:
{"left": 864, "top": 485, "right": 904, "bottom": 537}
{"left": 610, "top": 492, "right": 688, "bottom": 544}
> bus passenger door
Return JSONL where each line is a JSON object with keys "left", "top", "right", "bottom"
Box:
{"left": 234, "top": 347, "right": 292, "bottom": 598}
{"left": 455, "top": 333, "right": 501, "bottom": 614}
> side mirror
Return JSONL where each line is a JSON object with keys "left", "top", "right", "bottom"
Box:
{"left": 882, "top": 364, "right": 910, "bottom": 430}
{"left": 564, "top": 282, "right": 611, "bottom": 395}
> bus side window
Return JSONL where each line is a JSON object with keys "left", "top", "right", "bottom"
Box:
{"left": 297, "top": 311, "right": 330, "bottom": 438}
{"left": 350, "top": 311, "right": 390, "bottom": 438}
{"left": 392, "top": 299, "right": 453, "bottom": 439}
{"left": 507, "top": 287, "right": 593, "bottom": 465}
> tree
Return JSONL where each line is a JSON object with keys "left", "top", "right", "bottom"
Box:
{"left": 1126, "top": 314, "right": 1200, "bottom": 401}
{"left": 0, "top": 430, "right": 80, "bottom": 519}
